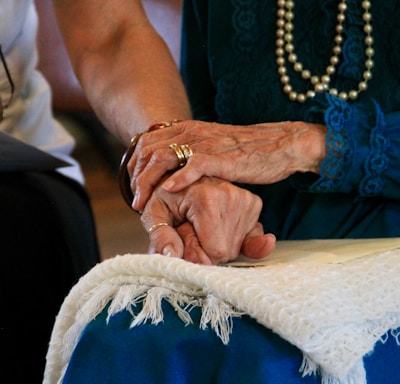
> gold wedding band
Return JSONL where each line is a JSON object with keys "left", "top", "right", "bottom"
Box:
{"left": 169, "top": 143, "right": 186, "bottom": 167}
{"left": 180, "top": 144, "right": 193, "bottom": 162}
{"left": 147, "top": 222, "right": 170, "bottom": 236}
{"left": 169, "top": 143, "right": 193, "bottom": 167}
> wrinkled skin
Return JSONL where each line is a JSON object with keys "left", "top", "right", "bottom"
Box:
{"left": 140, "top": 176, "right": 276, "bottom": 265}
{"left": 129, "top": 120, "right": 327, "bottom": 211}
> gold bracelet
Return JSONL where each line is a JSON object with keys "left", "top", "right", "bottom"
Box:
{"left": 118, "top": 132, "right": 143, "bottom": 209}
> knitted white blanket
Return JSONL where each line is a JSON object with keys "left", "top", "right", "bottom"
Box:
{"left": 44, "top": 242, "right": 400, "bottom": 384}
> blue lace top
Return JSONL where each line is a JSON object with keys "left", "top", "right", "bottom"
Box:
{"left": 181, "top": 0, "right": 400, "bottom": 239}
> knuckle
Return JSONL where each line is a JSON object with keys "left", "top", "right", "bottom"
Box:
{"left": 253, "top": 193, "right": 263, "bottom": 210}
{"left": 209, "top": 245, "right": 230, "bottom": 263}
{"left": 150, "top": 148, "right": 172, "bottom": 166}
{"left": 138, "top": 144, "right": 154, "bottom": 162}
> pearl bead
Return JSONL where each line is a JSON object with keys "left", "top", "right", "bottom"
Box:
{"left": 278, "top": 66, "right": 287, "bottom": 75}
{"left": 277, "top": 9, "right": 285, "bottom": 18}
{"left": 330, "top": 56, "right": 339, "bottom": 65}
{"left": 306, "top": 90, "right": 316, "bottom": 98}
{"left": 285, "top": 11, "right": 294, "bottom": 21}
{"left": 277, "top": 19, "right": 285, "bottom": 28}
{"left": 285, "top": 22, "right": 293, "bottom": 32}
{"left": 321, "top": 75, "right": 330, "bottom": 84}
{"left": 358, "top": 82, "right": 368, "bottom": 91}
{"left": 284, "top": 33, "right": 293, "bottom": 42}
{"left": 362, "top": 1, "right": 371, "bottom": 9}
{"left": 283, "top": 84, "right": 292, "bottom": 93}
{"left": 327, "top": 65, "right": 336, "bottom": 75}
{"left": 311, "top": 76, "right": 319, "bottom": 85}
{"left": 276, "top": 57, "right": 285, "bottom": 66}
{"left": 335, "top": 35, "right": 343, "bottom": 44}
{"left": 294, "top": 62, "right": 303, "bottom": 72}
{"left": 276, "top": 28, "right": 285, "bottom": 38}
{"left": 365, "top": 59, "right": 374, "bottom": 69}
{"left": 333, "top": 46, "right": 342, "bottom": 55}
{"left": 363, "top": 12, "right": 372, "bottom": 22}
{"left": 364, "top": 24, "right": 372, "bottom": 34}
{"left": 363, "top": 71, "right": 372, "bottom": 80}
{"left": 281, "top": 75, "right": 290, "bottom": 83}
{"left": 285, "top": 43, "right": 294, "bottom": 52}
{"left": 365, "top": 36, "right": 373, "bottom": 45}
{"left": 314, "top": 83, "right": 325, "bottom": 93}
{"left": 349, "top": 90, "right": 358, "bottom": 100}
{"left": 337, "top": 14, "right": 345, "bottom": 23}
{"left": 297, "top": 94, "right": 306, "bottom": 103}
{"left": 365, "top": 47, "right": 374, "bottom": 57}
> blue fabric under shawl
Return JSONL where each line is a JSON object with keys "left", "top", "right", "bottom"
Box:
{"left": 63, "top": 301, "right": 400, "bottom": 384}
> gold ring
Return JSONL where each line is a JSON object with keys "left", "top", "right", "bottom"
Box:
{"left": 169, "top": 143, "right": 186, "bottom": 167}
{"left": 179, "top": 144, "right": 193, "bottom": 162}
{"left": 147, "top": 222, "right": 170, "bottom": 236}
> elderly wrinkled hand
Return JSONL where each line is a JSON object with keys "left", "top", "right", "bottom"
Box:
{"left": 129, "top": 120, "right": 327, "bottom": 211}
{"left": 140, "top": 176, "right": 276, "bottom": 265}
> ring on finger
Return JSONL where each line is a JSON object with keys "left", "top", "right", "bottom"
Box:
{"left": 169, "top": 143, "right": 186, "bottom": 167}
{"left": 179, "top": 144, "right": 193, "bottom": 163}
{"left": 147, "top": 222, "right": 170, "bottom": 237}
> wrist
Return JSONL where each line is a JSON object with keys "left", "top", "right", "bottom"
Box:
{"left": 118, "top": 119, "right": 183, "bottom": 210}
{"left": 294, "top": 122, "right": 327, "bottom": 174}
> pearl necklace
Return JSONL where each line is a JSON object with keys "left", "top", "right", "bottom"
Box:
{"left": 276, "top": 0, "right": 374, "bottom": 102}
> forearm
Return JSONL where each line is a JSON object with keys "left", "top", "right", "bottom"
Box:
{"left": 53, "top": 0, "right": 192, "bottom": 146}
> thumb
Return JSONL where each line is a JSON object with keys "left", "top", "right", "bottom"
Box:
{"left": 241, "top": 228, "right": 276, "bottom": 260}
{"left": 147, "top": 223, "right": 184, "bottom": 258}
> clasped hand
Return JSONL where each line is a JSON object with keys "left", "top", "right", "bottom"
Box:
{"left": 129, "top": 120, "right": 326, "bottom": 264}
{"left": 140, "top": 176, "right": 276, "bottom": 265}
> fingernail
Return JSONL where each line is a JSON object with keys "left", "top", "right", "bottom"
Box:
{"left": 162, "top": 179, "right": 175, "bottom": 191}
{"left": 132, "top": 195, "right": 137, "bottom": 208}
{"left": 266, "top": 233, "right": 276, "bottom": 242}
{"left": 162, "top": 246, "right": 174, "bottom": 257}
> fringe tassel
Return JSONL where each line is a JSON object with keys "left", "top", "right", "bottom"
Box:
{"left": 200, "top": 294, "right": 244, "bottom": 345}
{"left": 102, "top": 284, "right": 244, "bottom": 345}
{"left": 392, "top": 327, "right": 400, "bottom": 345}
{"left": 300, "top": 355, "right": 367, "bottom": 384}
{"left": 299, "top": 355, "right": 319, "bottom": 378}
{"left": 131, "top": 287, "right": 173, "bottom": 326}
{"left": 164, "top": 293, "right": 201, "bottom": 326}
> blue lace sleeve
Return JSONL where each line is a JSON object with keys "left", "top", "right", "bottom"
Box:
{"left": 308, "top": 94, "right": 400, "bottom": 200}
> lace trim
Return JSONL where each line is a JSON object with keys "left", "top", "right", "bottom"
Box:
{"left": 359, "top": 103, "right": 390, "bottom": 196}
{"left": 312, "top": 94, "right": 354, "bottom": 192}
{"left": 311, "top": 95, "right": 390, "bottom": 196}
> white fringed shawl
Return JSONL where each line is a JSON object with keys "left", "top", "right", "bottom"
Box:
{"left": 44, "top": 247, "right": 400, "bottom": 384}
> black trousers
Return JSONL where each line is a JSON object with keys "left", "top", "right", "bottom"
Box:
{"left": 0, "top": 171, "right": 100, "bottom": 384}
